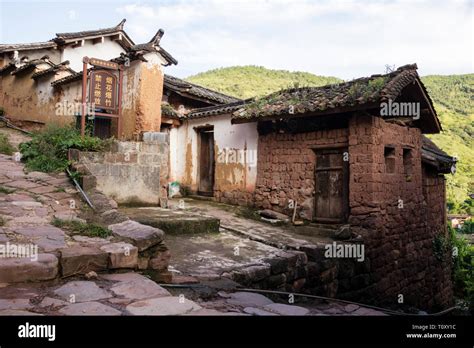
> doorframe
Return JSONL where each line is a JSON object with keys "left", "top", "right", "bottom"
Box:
{"left": 195, "top": 125, "right": 215, "bottom": 196}
{"left": 311, "top": 144, "right": 349, "bottom": 223}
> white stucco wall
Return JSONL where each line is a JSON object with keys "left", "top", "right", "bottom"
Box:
{"left": 61, "top": 37, "right": 126, "bottom": 72}
{"left": 169, "top": 114, "right": 258, "bottom": 193}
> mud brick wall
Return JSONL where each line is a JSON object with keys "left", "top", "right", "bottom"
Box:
{"left": 76, "top": 134, "right": 169, "bottom": 205}
{"left": 214, "top": 189, "right": 255, "bottom": 207}
{"left": 255, "top": 128, "right": 349, "bottom": 220}
{"left": 348, "top": 114, "right": 452, "bottom": 310}
{"left": 254, "top": 113, "right": 452, "bottom": 310}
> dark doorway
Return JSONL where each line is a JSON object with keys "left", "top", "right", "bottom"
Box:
{"left": 314, "top": 148, "right": 349, "bottom": 223}
{"left": 197, "top": 127, "right": 215, "bottom": 196}
{"left": 93, "top": 117, "right": 112, "bottom": 139}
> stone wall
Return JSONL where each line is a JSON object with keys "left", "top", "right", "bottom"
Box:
{"left": 347, "top": 114, "right": 453, "bottom": 310}
{"left": 73, "top": 133, "right": 169, "bottom": 205}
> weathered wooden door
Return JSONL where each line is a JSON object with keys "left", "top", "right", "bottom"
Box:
{"left": 314, "top": 148, "right": 348, "bottom": 223}
{"left": 198, "top": 129, "right": 215, "bottom": 196}
{"left": 93, "top": 118, "right": 111, "bottom": 139}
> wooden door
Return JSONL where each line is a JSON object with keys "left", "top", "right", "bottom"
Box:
{"left": 314, "top": 148, "right": 348, "bottom": 223}
{"left": 198, "top": 129, "right": 215, "bottom": 196}
{"left": 93, "top": 118, "right": 111, "bottom": 139}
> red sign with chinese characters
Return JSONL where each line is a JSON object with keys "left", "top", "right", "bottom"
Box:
{"left": 89, "top": 70, "right": 117, "bottom": 110}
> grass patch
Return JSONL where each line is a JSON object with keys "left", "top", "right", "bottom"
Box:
{"left": 19, "top": 125, "right": 110, "bottom": 173}
{"left": 52, "top": 218, "right": 111, "bottom": 238}
{"left": 0, "top": 186, "right": 15, "bottom": 194}
{"left": 0, "top": 133, "right": 15, "bottom": 155}
{"left": 0, "top": 216, "right": 5, "bottom": 226}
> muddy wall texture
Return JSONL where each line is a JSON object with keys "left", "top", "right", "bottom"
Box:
{"left": 254, "top": 113, "right": 453, "bottom": 310}
{"left": 169, "top": 113, "right": 258, "bottom": 205}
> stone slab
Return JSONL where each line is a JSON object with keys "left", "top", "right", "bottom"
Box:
{"left": 226, "top": 292, "right": 274, "bottom": 308}
{"left": 53, "top": 281, "right": 112, "bottom": 303}
{"left": 264, "top": 303, "right": 310, "bottom": 315}
{"left": 14, "top": 225, "right": 66, "bottom": 252}
{"left": 109, "top": 220, "right": 164, "bottom": 251}
{"left": 125, "top": 296, "right": 202, "bottom": 316}
{"left": 110, "top": 278, "right": 170, "bottom": 300}
{"left": 0, "top": 254, "right": 58, "bottom": 283}
{"left": 58, "top": 301, "right": 121, "bottom": 316}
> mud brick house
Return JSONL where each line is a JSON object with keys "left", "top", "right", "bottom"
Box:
{"left": 167, "top": 64, "right": 455, "bottom": 308}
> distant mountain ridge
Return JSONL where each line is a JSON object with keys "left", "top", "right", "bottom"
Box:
{"left": 186, "top": 66, "right": 473, "bottom": 213}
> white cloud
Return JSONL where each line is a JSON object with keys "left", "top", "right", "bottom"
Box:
{"left": 116, "top": 0, "right": 473, "bottom": 79}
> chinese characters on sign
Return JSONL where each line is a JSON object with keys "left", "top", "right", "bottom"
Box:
{"left": 89, "top": 71, "right": 117, "bottom": 110}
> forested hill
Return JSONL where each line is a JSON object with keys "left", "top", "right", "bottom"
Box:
{"left": 187, "top": 66, "right": 473, "bottom": 213}
{"left": 187, "top": 66, "right": 341, "bottom": 99}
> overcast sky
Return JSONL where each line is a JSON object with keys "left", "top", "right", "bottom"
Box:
{"left": 1, "top": 0, "right": 473, "bottom": 79}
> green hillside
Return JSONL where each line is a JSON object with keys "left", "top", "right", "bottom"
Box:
{"left": 187, "top": 67, "right": 473, "bottom": 213}
{"left": 423, "top": 74, "right": 474, "bottom": 213}
{"left": 187, "top": 66, "right": 341, "bottom": 99}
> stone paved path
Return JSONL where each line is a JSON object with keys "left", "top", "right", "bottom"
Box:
{"left": 0, "top": 272, "right": 386, "bottom": 316}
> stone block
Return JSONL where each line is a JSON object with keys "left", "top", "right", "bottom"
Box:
{"left": 108, "top": 220, "right": 164, "bottom": 251}
{"left": 59, "top": 246, "right": 108, "bottom": 277}
{"left": 0, "top": 254, "right": 58, "bottom": 282}
{"left": 100, "top": 242, "right": 138, "bottom": 269}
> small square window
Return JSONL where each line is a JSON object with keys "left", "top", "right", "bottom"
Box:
{"left": 384, "top": 146, "right": 396, "bottom": 174}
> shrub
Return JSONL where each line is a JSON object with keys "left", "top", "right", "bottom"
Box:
{"left": 0, "top": 133, "right": 14, "bottom": 155}
{"left": 449, "top": 225, "right": 474, "bottom": 312}
{"left": 19, "top": 125, "right": 106, "bottom": 173}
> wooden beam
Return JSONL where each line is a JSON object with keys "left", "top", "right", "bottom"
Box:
{"left": 92, "top": 37, "right": 104, "bottom": 45}
{"left": 72, "top": 40, "right": 85, "bottom": 48}
{"left": 111, "top": 33, "right": 122, "bottom": 42}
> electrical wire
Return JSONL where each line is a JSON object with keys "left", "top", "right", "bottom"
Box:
{"left": 157, "top": 283, "right": 458, "bottom": 316}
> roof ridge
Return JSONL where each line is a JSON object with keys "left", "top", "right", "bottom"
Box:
{"left": 55, "top": 18, "right": 127, "bottom": 38}
{"left": 164, "top": 74, "right": 241, "bottom": 103}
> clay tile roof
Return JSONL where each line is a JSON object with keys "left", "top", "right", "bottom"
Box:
{"left": 421, "top": 136, "right": 456, "bottom": 174}
{"left": 51, "top": 70, "right": 84, "bottom": 87}
{"left": 164, "top": 74, "right": 241, "bottom": 105}
{"left": 11, "top": 58, "right": 53, "bottom": 76}
{"left": 32, "top": 61, "right": 73, "bottom": 79}
{"left": 0, "top": 41, "right": 57, "bottom": 53}
{"left": 231, "top": 63, "right": 440, "bottom": 133}
{"left": 54, "top": 19, "right": 132, "bottom": 42}
{"left": 161, "top": 102, "right": 180, "bottom": 119}
{"left": 187, "top": 100, "right": 249, "bottom": 119}
{"left": 129, "top": 29, "right": 177, "bottom": 66}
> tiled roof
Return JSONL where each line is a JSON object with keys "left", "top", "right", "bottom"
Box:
{"left": 11, "top": 58, "right": 53, "bottom": 75}
{"left": 232, "top": 64, "right": 440, "bottom": 132}
{"left": 0, "top": 41, "right": 56, "bottom": 53}
{"left": 0, "top": 20, "right": 176, "bottom": 63}
{"left": 421, "top": 136, "right": 456, "bottom": 174}
{"left": 161, "top": 102, "right": 180, "bottom": 119}
{"left": 54, "top": 19, "right": 133, "bottom": 44}
{"left": 32, "top": 61, "right": 72, "bottom": 79}
{"left": 164, "top": 75, "right": 241, "bottom": 105}
{"left": 51, "top": 70, "right": 84, "bottom": 87}
{"left": 129, "top": 35, "right": 177, "bottom": 66}
{"left": 187, "top": 100, "right": 248, "bottom": 119}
